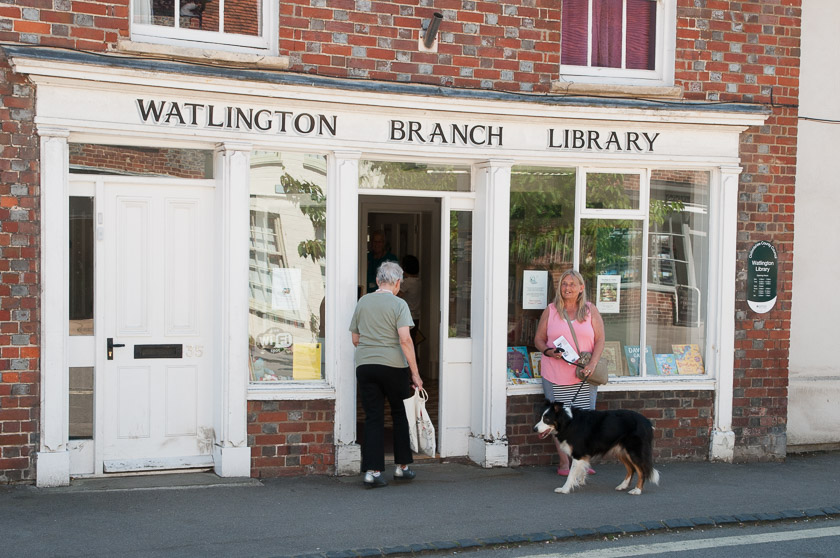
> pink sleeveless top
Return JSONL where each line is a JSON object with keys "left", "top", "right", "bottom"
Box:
{"left": 541, "top": 303, "right": 595, "bottom": 386}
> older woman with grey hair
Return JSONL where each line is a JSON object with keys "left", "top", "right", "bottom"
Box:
{"left": 350, "top": 261, "right": 424, "bottom": 488}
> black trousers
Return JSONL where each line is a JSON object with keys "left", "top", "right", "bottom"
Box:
{"left": 357, "top": 363, "right": 414, "bottom": 472}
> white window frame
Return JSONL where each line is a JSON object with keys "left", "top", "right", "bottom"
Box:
{"left": 130, "top": 0, "right": 278, "bottom": 55}
{"left": 559, "top": 0, "right": 677, "bottom": 87}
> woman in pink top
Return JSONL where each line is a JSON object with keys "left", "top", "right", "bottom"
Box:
{"left": 534, "top": 269, "right": 605, "bottom": 476}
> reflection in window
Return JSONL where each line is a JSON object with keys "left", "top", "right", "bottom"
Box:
{"left": 449, "top": 211, "right": 472, "bottom": 338}
{"left": 580, "top": 218, "right": 644, "bottom": 375}
{"left": 69, "top": 144, "right": 213, "bottom": 178}
{"left": 506, "top": 167, "right": 576, "bottom": 384}
{"left": 134, "top": 0, "right": 263, "bottom": 37}
{"left": 132, "top": 0, "right": 271, "bottom": 53}
{"left": 645, "top": 170, "right": 710, "bottom": 376}
{"left": 585, "top": 172, "right": 641, "bottom": 210}
{"left": 69, "top": 197, "right": 93, "bottom": 336}
{"left": 360, "top": 161, "right": 471, "bottom": 192}
{"left": 249, "top": 152, "right": 327, "bottom": 383}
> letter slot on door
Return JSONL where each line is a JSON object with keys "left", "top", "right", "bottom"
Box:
{"left": 134, "top": 344, "right": 183, "bottom": 359}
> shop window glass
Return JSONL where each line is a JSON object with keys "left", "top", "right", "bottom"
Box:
{"left": 132, "top": 0, "right": 272, "bottom": 52}
{"left": 581, "top": 218, "right": 644, "bottom": 376}
{"left": 506, "top": 167, "right": 576, "bottom": 385}
{"left": 69, "top": 144, "right": 214, "bottom": 179}
{"left": 359, "top": 161, "right": 471, "bottom": 192}
{"left": 449, "top": 211, "right": 472, "bottom": 338}
{"left": 249, "top": 152, "right": 327, "bottom": 383}
{"left": 645, "top": 170, "right": 710, "bottom": 376}
{"left": 69, "top": 197, "right": 94, "bottom": 336}
{"left": 585, "top": 172, "right": 641, "bottom": 210}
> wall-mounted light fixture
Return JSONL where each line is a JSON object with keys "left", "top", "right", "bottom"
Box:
{"left": 419, "top": 12, "right": 443, "bottom": 52}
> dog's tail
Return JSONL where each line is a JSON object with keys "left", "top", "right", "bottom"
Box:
{"left": 640, "top": 422, "right": 660, "bottom": 485}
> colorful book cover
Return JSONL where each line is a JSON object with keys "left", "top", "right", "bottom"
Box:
{"left": 506, "top": 346, "right": 532, "bottom": 383}
{"left": 671, "top": 344, "right": 705, "bottom": 375}
{"left": 654, "top": 353, "right": 678, "bottom": 376}
{"left": 529, "top": 351, "right": 543, "bottom": 379}
{"left": 623, "top": 345, "right": 655, "bottom": 376}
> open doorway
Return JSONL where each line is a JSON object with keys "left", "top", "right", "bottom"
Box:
{"left": 357, "top": 196, "right": 442, "bottom": 460}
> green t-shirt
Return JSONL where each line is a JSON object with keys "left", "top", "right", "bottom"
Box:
{"left": 349, "top": 292, "right": 414, "bottom": 368}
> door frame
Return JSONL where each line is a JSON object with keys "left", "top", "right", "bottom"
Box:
{"left": 358, "top": 191, "right": 476, "bottom": 457}
{"left": 38, "top": 137, "right": 253, "bottom": 486}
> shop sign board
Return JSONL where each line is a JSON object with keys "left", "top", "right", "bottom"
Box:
{"left": 747, "top": 241, "right": 778, "bottom": 314}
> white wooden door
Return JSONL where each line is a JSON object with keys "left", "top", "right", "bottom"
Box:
{"left": 101, "top": 181, "right": 215, "bottom": 472}
{"left": 438, "top": 197, "right": 474, "bottom": 457}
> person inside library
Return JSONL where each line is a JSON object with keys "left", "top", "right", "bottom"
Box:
{"left": 350, "top": 261, "right": 423, "bottom": 488}
{"left": 366, "top": 230, "right": 398, "bottom": 294}
{"left": 398, "top": 255, "right": 422, "bottom": 347}
{"left": 534, "top": 269, "right": 605, "bottom": 477}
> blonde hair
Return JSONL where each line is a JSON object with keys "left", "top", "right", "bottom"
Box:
{"left": 554, "top": 269, "right": 589, "bottom": 322}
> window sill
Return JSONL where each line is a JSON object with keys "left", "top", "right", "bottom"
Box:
{"left": 113, "top": 39, "right": 290, "bottom": 70}
{"left": 550, "top": 81, "right": 683, "bottom": 99}
{"left": 248, "top": 382, "right": 335, "bottom": 400}
{"left": 507, "top": 376, "right": 715, "bottom": 396}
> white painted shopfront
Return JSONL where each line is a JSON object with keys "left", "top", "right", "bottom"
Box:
{"left": 7, "top": 49, "right": 766, "bottom": 486}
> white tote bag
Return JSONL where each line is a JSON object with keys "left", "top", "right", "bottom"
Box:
{"left": 402, "top": 388, "right": 436, "bottom": 457}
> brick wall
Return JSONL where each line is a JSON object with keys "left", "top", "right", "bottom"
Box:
{"left": 675, "top": 0, "right": 800, "bottom": 460}
{"left": 0, "top": 52, "right": 39, "bottom": 483}
{"left": 248, "top": 400, "right": 335, "bottom": 477}
{"left": 507, "top": 390, "right": 714, "bottom": 467}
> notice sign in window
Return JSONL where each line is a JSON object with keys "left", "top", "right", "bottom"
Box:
{"left": 522, "top": 270, "right": 548, "bottom": 310}
{"left": 747, "top": 241, "right": 777, "bottom": 314}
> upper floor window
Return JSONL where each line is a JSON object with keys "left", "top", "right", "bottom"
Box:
{"left": 560, "top": 0, "right": 675, "bottom": 86}
{"left": 132, "top": 0, "right": 276, "bottom": 54}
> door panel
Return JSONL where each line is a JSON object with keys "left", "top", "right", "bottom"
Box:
{"left": 439, "top": 200, "right": 475, "bottom": 457}
{"left": 103, "top": 182, "right": 214, "bottom": 472}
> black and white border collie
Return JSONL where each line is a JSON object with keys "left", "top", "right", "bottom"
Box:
{"left": 534, "top": 401, "right": 660, "bottom": 495}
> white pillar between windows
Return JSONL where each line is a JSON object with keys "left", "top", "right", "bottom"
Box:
{"left": 469, "top": 160, "right": 513, "bottom": 468}
{"left": 212, "top": 142, "right": 252, "bottom": 477}
{"left": 710, "top": 165, "right": 741, "bottom": 463}
{"left": 37, "top": 127, "right": 71, "bottom": 487}
{"left": 330, "top": 151, "right": 361, "bottom": 475}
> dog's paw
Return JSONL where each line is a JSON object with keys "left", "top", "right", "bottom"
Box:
{"left": 615, "top": 480, "right": 631, "bottom": 491}
{"left": 628, "top": 488, "right": 642, "bottom": 495}
{"left": 554, "top": 486, "right": 571, "bottom": 494}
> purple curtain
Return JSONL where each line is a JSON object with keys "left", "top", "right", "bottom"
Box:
{"left": 561, "top": 0, "right": 589, "bottom": 66}
{"left": 591, "top": 0, "right": 623, "bottom": 68}
{"left": 626, "top": 0, "right": 656, "bottom": 70}
{"left": 563, "top": 0, "right": 656, "bottom": 70}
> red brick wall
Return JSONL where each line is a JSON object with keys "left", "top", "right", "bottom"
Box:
{"left": 0, "top": 53, "right": 39, "bottom": 483}
{"left": 675, "top": 1, "right": 799, "bottom": 460}
{"left": 507, "top": 390, "right": 714, "bottom": 467}
{"left": 248, "top": 400, "right": 335, "bottom": 477}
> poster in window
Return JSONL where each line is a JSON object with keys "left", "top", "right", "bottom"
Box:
{"left": 522, "top": 270, "right": 548, "bottom": 310}
{"left": 596, "top": 274, "right": 621, "bottom": 314}
{"left": 292, "top": 342, "right": 322, "bottom": 380}
{"left": 272, "top": 268, "right": 302, "bottom": 312}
